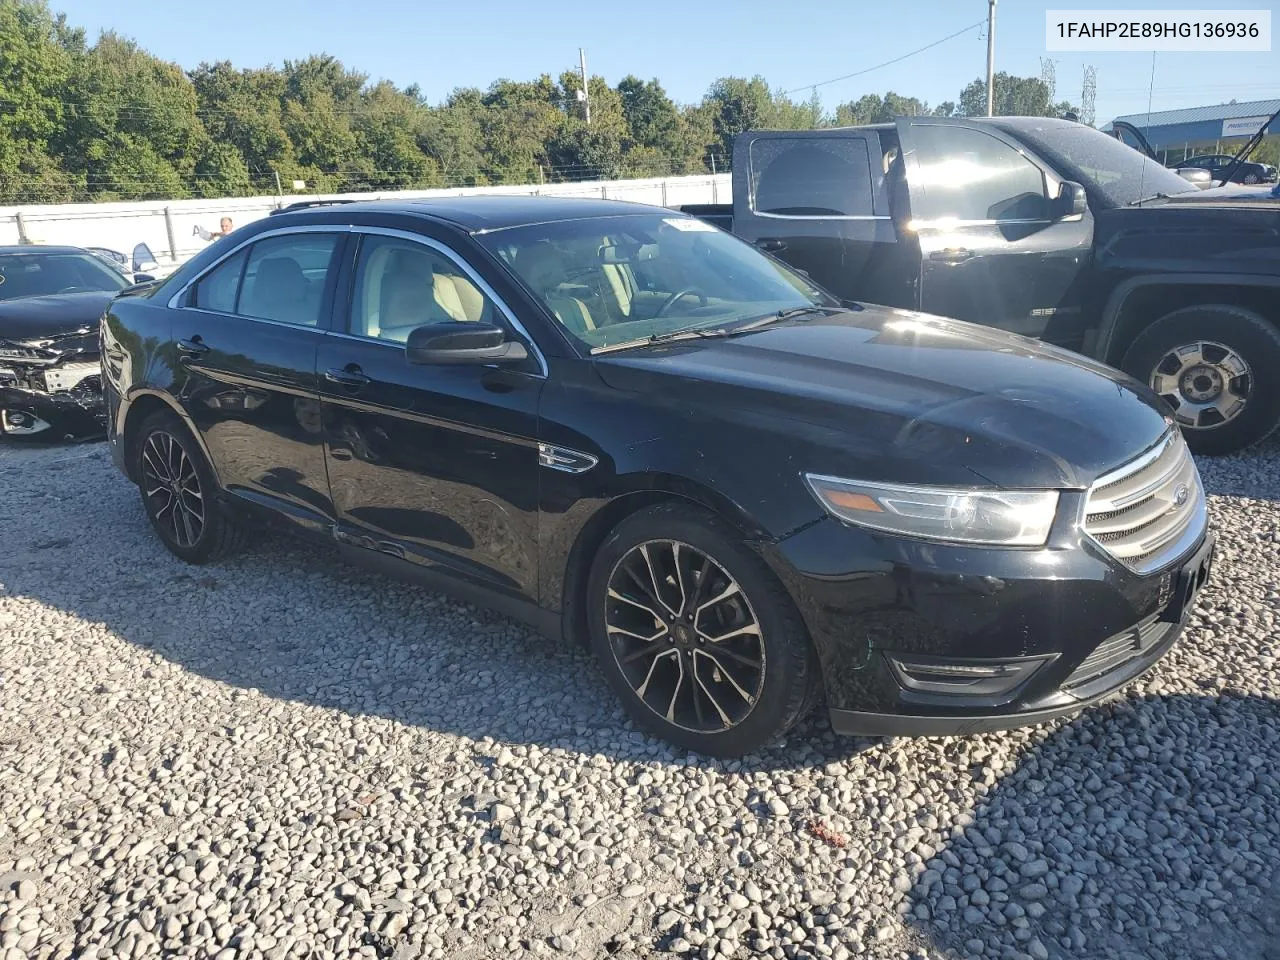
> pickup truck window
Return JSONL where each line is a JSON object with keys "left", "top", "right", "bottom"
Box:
{"left": 909, "top": 125, "right": 1049, "bottom": 224}
{"left": 749, "top": 138, "right": 873, "bottom": 218}
{"left": 1002, "top": 121, "right": 1197, "bottom": 208}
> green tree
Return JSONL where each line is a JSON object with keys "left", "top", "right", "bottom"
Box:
{"left": 703, "top": 76, "right": 773, "bottom": 167}
{"left": 0, "top": 0, "right": 82, "bottom": 203}
{"left": 959, "top": 72, "right": 1078, "bottom": 118}
{"left": 55, "top": 31, "right": 204, "bottom": 199}
{"left": 617, "top": 75, "right": 682, "bottom": 157}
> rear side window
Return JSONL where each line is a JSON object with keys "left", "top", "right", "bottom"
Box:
{"left": 908, "top": 125, "right": 1049, "bottom": 222}
{"left": 234, "top": 233, "right": 341, "bottom": 327}
{"left": 193, "top": 250, "right": 246, "bottom": 312}
{"left": 749, "top": 137, "right": 873, "bottom": 217}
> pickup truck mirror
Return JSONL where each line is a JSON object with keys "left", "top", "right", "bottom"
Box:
{"left": 1054, "top": 182, "right": 1088, "bottom": 218}
{"left": 405, "top": 321, "right": 528, "bottom": 366}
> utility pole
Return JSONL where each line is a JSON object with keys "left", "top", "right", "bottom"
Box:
{"left": 579, "top": 48, "right": 591, "bottom": 126}
{"left": 986, "top": 0, "right": 997, "bottom": 117}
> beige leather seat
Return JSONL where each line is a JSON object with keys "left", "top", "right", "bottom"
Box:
{"left": 514, "top": 243, "right": 595, "bottom": 338}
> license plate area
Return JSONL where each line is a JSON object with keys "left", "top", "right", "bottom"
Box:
{"left": 1161, "top": 535, "right": 1214, "bottom": 623}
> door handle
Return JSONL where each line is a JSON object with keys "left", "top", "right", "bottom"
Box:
{"left": 929, "top": 248, "right": 974, "bottom": 263}
{"left": 324, "top": 364, "right": 370, "bottom": 388}
{"left": 756, "top": 238, "right": 787, "bottom": 252}
{"left": 177, "top": 336, "right": 210, "bottom": 355}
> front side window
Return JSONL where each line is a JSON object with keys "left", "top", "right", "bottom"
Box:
{"left": 478, "top": 213, "right": 836, "bottom": 352}
{"left": 908, "top": 125, "right": 1049, "bottom": 222}
{"left": 749, "top": 137, "right": 873, "bottom": 216}
{"left": 349, "top": 236, "right": 496, "bottom": 343}
{"left": 0, "top": 252, "right": 128, "bottom": 302}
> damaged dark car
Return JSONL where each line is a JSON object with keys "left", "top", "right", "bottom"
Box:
{"left": 0, "top": 246, "right": 127, "bottom": 439}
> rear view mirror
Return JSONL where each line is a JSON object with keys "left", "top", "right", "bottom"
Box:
{"left": 405, "top": 321, "right": 528, "bottom": 366}
{"left": 1054, "top": 181, "right": 1088, "bottom": 218}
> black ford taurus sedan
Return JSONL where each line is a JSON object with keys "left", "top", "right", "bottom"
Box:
{"left": 101, "top": 197, "right": 1214, "bottom": 756}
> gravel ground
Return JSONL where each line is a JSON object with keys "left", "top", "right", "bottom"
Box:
{"left": 1, "top": 435, "right": 1277, "bottom": 960}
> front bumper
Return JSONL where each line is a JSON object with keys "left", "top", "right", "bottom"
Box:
{"left": 765, "top": 514, "right": 1213, "bottom": 737}
{"left": 0, "top": 379, "right": 106, "bottom": 439}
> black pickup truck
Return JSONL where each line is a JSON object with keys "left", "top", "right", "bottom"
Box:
{"left": 682, "top": 117, "right": 1280, "bottom": 454}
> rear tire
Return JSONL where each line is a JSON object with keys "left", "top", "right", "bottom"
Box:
{"left": 133, "top": 409, "right": 248, "bottom": 564}
{"left": 586, "top": 501, "right": 820, "bottom": 757}
{"left": 1120, "top": 304, "right": 1280, "bottom": 456}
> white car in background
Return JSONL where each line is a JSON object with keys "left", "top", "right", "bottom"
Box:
{"left": 85, "top": 242, "right": 179, "bottom": 284}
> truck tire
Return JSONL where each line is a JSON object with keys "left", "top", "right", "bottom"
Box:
{"left": 1120, "top": 304, "right": 1280, "bottom": 456}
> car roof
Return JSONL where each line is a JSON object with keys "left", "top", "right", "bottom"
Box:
{"left": 289, "top": 196, "right": 681, "bottom": 233}
{"left": 0, "top": 245, "right": 90, "bottom": 255}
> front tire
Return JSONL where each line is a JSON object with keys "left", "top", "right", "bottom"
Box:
{"left": 586, "top": 502, "right": 820, "bottom": 757}
{"left": 133, "top": 410, "right": 247, "bottom": 564}
{"left": 1120, "top": 304, "right": 1280, "bottom": 456}
{"left": 1243, "top": 172, "right": 1260, "bottom": 184}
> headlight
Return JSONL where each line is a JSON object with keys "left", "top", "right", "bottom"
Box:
{"left": 803, "top": 473, "right": 1060, "bottom": 546}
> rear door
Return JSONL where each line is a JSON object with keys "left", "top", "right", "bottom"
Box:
{"left": 730, "top": 131, "right": 911, "bottom": 308}
{"left": 169, "top": 227, "right": 346, "bottom": 531}
{"left": 895, "top": 118, "right": 1094, "bottom": 349}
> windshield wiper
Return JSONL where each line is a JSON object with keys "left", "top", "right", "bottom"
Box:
{"left": 1127, "top": 192, "right": 1173, "bottom": 207}
{"left": 589, "top": 305, "right": 847, "bottom": 356}
{"left": 589, "top": 325, "right": 734, "bottom": 355}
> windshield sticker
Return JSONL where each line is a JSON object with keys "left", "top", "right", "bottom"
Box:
{"left": 663, "top": 217, "right": 717, "bottom": 232}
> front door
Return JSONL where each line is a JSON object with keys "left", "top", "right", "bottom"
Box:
{"left": 317, "top": 229, "right": 544, "bottom": 599}
{"left": 895, "top": 118, "right": 1094, "bottom": 350}
{"left": 171, "top": 229, "right": 346, "bottom": 530}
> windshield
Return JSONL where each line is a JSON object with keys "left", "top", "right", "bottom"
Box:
{"left": 477, "top": 213, "right": 836, "bottom": 351}
{"left": 1010, "top": 123, "right": 1198, "bottom": 207}
{"left": 0, "top": 252, "right": 129, "bottom": 302}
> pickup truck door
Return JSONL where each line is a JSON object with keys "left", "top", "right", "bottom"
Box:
{"left": 729, "top": 131, "right": 912, "bottom": 309}
{"left": 894, "top": 118, "right": 1094, "bottom": 350}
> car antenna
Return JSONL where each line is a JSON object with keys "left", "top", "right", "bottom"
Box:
{"left": 1219, "top": 105, "right": 1280, "bottom": 188}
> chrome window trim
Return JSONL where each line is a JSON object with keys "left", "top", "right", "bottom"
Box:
{"left": 166, "top": 224, "right": 353, "bottom": 309}
{"left": 167, "top": 222, "right": 548, "bottom": 378}
{"left": 752, "top": 212, "right": 892, "bottom": 222}
{"left": 349, "top": 227, "right": 548, "bottom": 379}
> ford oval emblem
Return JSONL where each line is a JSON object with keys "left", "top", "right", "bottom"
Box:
{"left": 1173, "top": 483, "right": 1190, "bottom": 507}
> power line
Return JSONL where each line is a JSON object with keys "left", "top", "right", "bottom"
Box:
{"left": 783, "top": 20, "right": 986, "bottom": 96}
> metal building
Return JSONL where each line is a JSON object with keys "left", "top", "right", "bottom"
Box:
{"left": 1102, "top": 98, "right": 1280, "bottom": 164}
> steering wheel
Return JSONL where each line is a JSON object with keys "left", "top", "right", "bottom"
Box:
{"left": 654, "top": 288, "right": 709, "bottom": 318}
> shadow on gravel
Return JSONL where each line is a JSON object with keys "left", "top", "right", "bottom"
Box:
{"left": 905, "top": 692, "right": 1280, "bottom": 960}
{"left": 0, "top": 442, "right": 882, "bottom": 773}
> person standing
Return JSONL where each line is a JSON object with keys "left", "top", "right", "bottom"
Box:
{"left": 194, "top": 216, "right": 234, "bottom": 242}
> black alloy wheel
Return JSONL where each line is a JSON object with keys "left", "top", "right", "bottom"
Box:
{"left": 133, "top": 410, "right": 248, "bottom": 563}
{"left": 587, "top": 502, "right": 819, "bottom": 757}
{"left": 605, "top": 539, "right": 766, "bottom": 733}
{"left": 141, "top": 429, "right": 206, "bottom": 549}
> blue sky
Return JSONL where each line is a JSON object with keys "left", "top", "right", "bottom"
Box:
{"left": 52, "top": 0, "right": 1279, "bottom": 124}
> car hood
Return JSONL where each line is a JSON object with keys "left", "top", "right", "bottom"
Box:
{"left": 593, "top": 307, "right": 1171, "bottom": 489}
{"left": 0, "top": 291, "right": 113, "bottom": 343}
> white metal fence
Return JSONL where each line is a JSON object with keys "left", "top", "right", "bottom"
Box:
{"left": 0, "top": 174, "right": 732, "bottom": 266}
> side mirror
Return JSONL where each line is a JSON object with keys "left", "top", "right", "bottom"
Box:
{"left": 133, "top": 272, "right": 156, "bottom": 283}
{"left": 1054, "top": 181, "right": 1088, "bottom": 218}
{"left": 405, "top": 321, "right": 529, "bottom": 366}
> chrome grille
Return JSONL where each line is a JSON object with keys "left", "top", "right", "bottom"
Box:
{"left": 1083, "top": 430, "right": 1205, "bottom": 575}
